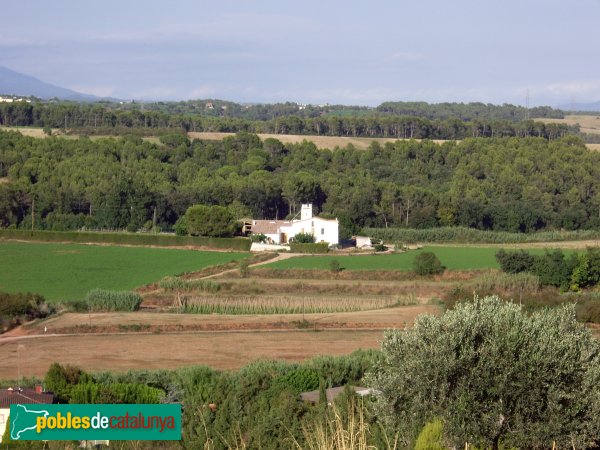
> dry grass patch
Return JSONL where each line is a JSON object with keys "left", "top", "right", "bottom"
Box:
{"left": 536, "top": 114, "right": 600, "bottom": 135}
{"left": 188, "top": 132, "right": 449, "bottom": 150}
{"left": 0, "top": 330, "right": 386, "bottom": 377}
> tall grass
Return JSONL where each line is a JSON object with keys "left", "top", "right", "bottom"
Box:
{"left": 85, "top": 289, "right": 142, "bottom": 311}
{"left": 297, "top": 400, "right": 397, "bottom": 450}
{"left": 179, "top": 295, "right": 410, "bottom": 314}
{"left": 363, "top": 226, "right": 600, "bottom": 244}
{"left": 469, "top": 272, "right": 540, "bottom": 292}
{"left": 159, "top": 277, "right": 221, "bottom": 293}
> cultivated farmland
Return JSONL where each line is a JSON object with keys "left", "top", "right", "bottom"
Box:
{"left": 262, "top": 246, "right": 577, "bottom": 271}
{"left": 0, "top": 241, "right": 248, "bottom": 301}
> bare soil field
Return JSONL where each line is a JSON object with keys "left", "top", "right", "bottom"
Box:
{"left": 0, "top": 302, "right": 438, "bottom": 377}
{"left": 587, "top": 143, "right": 600, "bottom": 151}
{"left": 0, "top": 330, "right": 387, "bottom": 378}
{"left": 188, "top": 132, "right": 449, "bottom": 150}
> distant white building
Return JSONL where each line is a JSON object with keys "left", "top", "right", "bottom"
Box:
{"left": 247, "top": 204, "right": 338, "bottom": 246}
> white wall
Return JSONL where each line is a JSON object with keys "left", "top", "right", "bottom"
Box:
{"left": 283, "top": 217, "right": 338, "bottom": 245}
{"left": 0, "top": 408, "right": 8, "bottom": 442}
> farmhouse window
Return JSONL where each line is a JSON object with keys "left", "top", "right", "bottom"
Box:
{"left": 321, "top": 228, "right": 325, "bottom": 235}
{"left": 0, "top": 414, "right": 4, "bottom": 424}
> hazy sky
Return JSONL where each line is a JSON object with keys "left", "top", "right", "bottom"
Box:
{"left": 1, "top": 0, "right": 599, "bottom": 105}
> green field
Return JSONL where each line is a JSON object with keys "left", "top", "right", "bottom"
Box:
{"left": 0, "top": 242, "right": 247, "bottom": 301}
{"left": 266, "top": 247, "right": 575, "bottom": 271}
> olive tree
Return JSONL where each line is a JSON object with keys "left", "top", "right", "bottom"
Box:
{"left": 366, "top": 296, "right": 600, "bottom": 449}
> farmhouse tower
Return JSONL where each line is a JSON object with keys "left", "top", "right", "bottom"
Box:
{"left": 301, "top": 204, "right": 313, "bottom": 221}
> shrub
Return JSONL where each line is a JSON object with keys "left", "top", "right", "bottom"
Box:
{"left": 239, "top": 259, "right": 250, "bottom": 278}
{"left": 291, "top": 232, "right": 316, "bottom": 244}
{"left": 85, "top": 289, "right": 142, "bottom": 312}
{"left": 495, "top": 249, "right": 536, "bottom": 273}
{"left": 414, "top": 419, "right": 445, "bottom": 450}
{"left": 250, "top": 233, "right": 267, "bottom": 243}
{"left": 374, "top": 243, "right": 387, "bottom": 252}
{"left": 413, "top": 252, "right": 444, "bottom": 275}
{"left": 329, "top": 259, "right": 342, "bottom": 272}
{"left": 158, "top": 277, "right": 220, "bottom": 293}
{"left": 570, "top": 247, "right": 600, "bottom": 291}
{"left": 367, "top": 296, "right": 600, "bottom": 448}
{"left": 0, "top": 292, "right": 51, "bottom": 333}
{"left": 277, "top": 368, "right": 320, "bottom": 393}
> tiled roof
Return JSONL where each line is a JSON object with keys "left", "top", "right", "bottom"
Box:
{"left": 251, "top": 220, "right": 290, "bottom": 235}
{"left": 0, "top": 389, "right": 55, "bottom": 408}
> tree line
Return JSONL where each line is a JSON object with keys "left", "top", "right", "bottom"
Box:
{"left": 0, "top": 101, "right": 573, "bottom": 140}
{"left": 1, "top": 131, "right": 599, "bottom": 237}
{"left": 70, "top": 98, "right": 565, "bottom": 121}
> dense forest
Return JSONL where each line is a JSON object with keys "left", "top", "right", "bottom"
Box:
{"left": 0, "top": 130, "right": 599, "bottom": 237}
{"left": 0, "top": 101, "right": 573, "bottom": 140}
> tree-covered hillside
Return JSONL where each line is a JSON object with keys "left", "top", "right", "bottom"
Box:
{"left": 0, "top": 131, "right": 598, "bottom": 237}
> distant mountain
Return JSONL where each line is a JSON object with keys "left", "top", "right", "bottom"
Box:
{"left": 0, "top": 65, "right": 99, "bottom": 101}
{"left": 558, "top": 101, "right": 600, "bottom": 112}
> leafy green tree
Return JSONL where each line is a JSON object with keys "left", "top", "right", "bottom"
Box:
{"left": 570, "top": 247, "right": 600, "bottom": 291}
{"left": 413, "top": 251, "right": 444, "bottom": 275}
{"left": 367, "top": 296, "right": 600, "bottom": 449}
{"left": 183, "top": 204, "right": 237, "bottom": 237}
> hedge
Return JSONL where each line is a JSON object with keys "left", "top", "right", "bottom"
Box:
{"left": 0, "top": 229, "right": 251, "bottom": 251}
{"left": 290, "top": 242, "right": 330, "bottom": 254}
{"left": 363, "top": 226, "right": 600, "bottom": 244}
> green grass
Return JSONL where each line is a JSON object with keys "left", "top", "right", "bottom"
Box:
{"left": 265, "top": 247, "right": 576, "bottom": 271}
{"left": 0, "top": 242, "right": 247, "bottom": 301}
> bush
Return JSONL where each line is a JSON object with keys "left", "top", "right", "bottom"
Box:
{"left": 374, "top": 243, "right": 387, "bottom": 252}
{"left": 367, "top": 296, "right": 600, "bottom": 448}
{"left": 570, "top": 247, "right": 600, "bottom": 291}
{"left": 290, "top": 242, "right": 329, "bottom": 254}
{"left": 495, "top": 249, "right": 536, "bottom": 273}
{"left": 0, "top": 292, "right": 51, "bottom": 333}
{"left": 158, "top": 277, "right": 220, "bottom": 293}
{"left": 291, "top": 232, "right": 316, "bottom": 244}
{"left": 413, "top": 252, "right": 444, "bottom": 275}
{"left": 329, "top": 259, "right": 342, "bottom": 272}
{"left": 414, "top": 419, "right": 445, "bottom": 450}
{"left": 250, "top": 233, "right": 267, "bottom": 243}
{"left": 85, "top": 289, "right": 142, "bottom": 312}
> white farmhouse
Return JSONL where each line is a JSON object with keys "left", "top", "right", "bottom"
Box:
{"left": 248, "top": 204, "right": 338, "bottom": 246}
